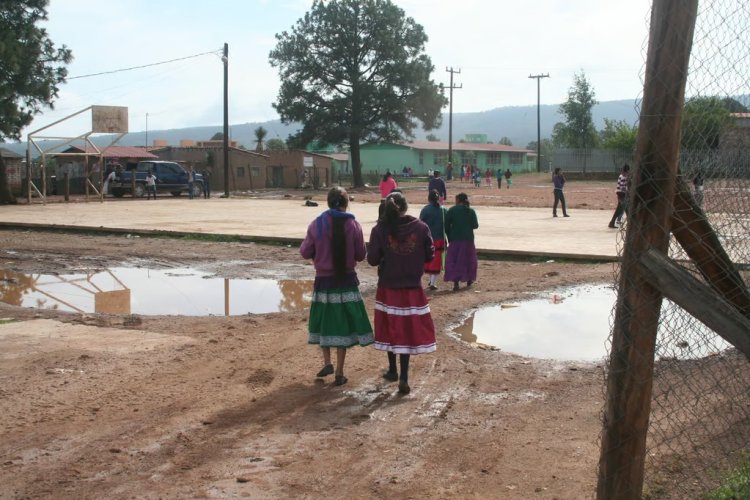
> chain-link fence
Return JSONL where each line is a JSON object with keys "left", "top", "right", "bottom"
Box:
{"left": 599, "top": 0, "right": 750, "bottom": 498}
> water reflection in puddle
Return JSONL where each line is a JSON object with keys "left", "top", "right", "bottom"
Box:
{"left": 0, "top": 267, "right": 312, "bottom": 316}
{"left": 453, "top": 284, "right": 730, "bottom": 362}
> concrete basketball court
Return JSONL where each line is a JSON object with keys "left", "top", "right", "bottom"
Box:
{"left": 0, "top": 198, "right": 621, "bottom": 260}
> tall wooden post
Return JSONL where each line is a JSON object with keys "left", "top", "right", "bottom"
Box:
{"left": 597, "top": 1, "right": 698, "bottom": 498}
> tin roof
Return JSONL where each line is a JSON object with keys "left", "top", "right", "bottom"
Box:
{"left": 61, "top": 145, "right": 158, "bottom": 159}
{"left": 0, "top": 147, "right": 23, "bottom": 159}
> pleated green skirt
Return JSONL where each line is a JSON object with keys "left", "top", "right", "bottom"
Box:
{"left": 308, "top": 279, "right": 373, "bottom": 348}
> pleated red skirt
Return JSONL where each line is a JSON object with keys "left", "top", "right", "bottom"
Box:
{"left": 374, "top": 287, "right": 436, "bottom": 354}
{"left": 423, "top": 239, "right": 444, "bottom": 275}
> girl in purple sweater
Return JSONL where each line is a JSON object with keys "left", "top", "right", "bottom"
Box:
{"left": 367, "top": 192, "right": 436, "bottom": 395}
{"left": 300, "top": 187, "right": 373, "bottom": 386}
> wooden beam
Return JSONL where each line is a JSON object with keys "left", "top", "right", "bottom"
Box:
{"left": 671, "top": 176, "right": 750, "bottom": 316}
{"left": 639, "top": 248, "right": 750, "bottom": 360}
{"left": 597, "top": 1, "right": 699, "bottom": 498}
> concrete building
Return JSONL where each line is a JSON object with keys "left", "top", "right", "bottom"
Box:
{"left": 720, "top": 113, "right": 750, "bottom": 149}
{"left": 357, "top": 141, "right": 537, "bottom": 177}
{"left": 1, "top": 148, "right": 23, "bottom": 196}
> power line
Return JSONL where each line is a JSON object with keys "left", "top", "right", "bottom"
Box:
{"left": 68, "top": 49, "right": 223, "bottom": 80}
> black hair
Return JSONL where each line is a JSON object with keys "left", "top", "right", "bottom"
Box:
{"left": 327, "top": 186, "right": 349, "bottom": 280}
{"left": 554, "top": 167, "right": 562, "bottom": 175}
{"left": 382, "top": 171, "right": 392, "bottom": 182}
{"left": 622, "top": 163, "right": 630, "bottom": 172}
{"left": 382, "top": 191, "right": 408, "bottom": 239}
{"left": 455, "top": 192, "right": 469, "bottom": 207}
{"left": 428, "top": 189, "right": 440, "bottom": 206}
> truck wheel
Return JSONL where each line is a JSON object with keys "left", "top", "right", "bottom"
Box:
{"left": 192, "top": 183, "right": 203, "bottom": 198}
{"left": 133, "top": 183, "right": 146, "bottom": 198}
{"left": 112, "top": 188, "right": 125, "bottom": 198}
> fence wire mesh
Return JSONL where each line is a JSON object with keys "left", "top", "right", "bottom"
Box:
{"left": 604, "top": 0, "right": 750, "bottom": 498}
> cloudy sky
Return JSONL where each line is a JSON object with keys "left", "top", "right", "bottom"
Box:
{"left": 24, "top": 0, "right": 652, "bottom": 138}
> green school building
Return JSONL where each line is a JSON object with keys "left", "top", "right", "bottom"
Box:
{"left": 356, "top": 141, "right": 537, "bottom": 176}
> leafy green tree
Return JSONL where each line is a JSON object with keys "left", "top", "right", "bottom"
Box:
{"left": 721, "top": 97, "right": 749, "bottom": 113}
{"left": 266, "top": 138, "right": 287, "bottom": 151}
{"left": 552, "top": 71, "right": 599, "bottom": 150}
{"left": 253, "top": 126, "right": 267, "bottom": 152}
{"left": 526, "top": 138, "right": 553, "bottom": 170}
{"left": 599, "top": 118, "right": 638, "bottom": 151}
{"left": 498, "top": 136, "right": 513, "bottom": 146}
{"left": 210, "top": 132, "right": 224, "bottom": 140}
{"left": 425, "top": 133, "right": 440, "bottom": 142}
{"left": 269, "top": 0, "right": 445, "bottom": 187}
{"left": 681, "top": 96, "right": 734, "bottom": 150}
{"left": 0, "top": 0, "right": 72, "bottom": 204}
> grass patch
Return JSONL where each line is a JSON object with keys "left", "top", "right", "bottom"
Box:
{"left": 704, "top": 459, "right": 750, "bottom": 500}
{"left": 0, "top": 318, "right": 18, "bottom": 325}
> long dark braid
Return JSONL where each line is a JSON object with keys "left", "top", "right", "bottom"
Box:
{"left": 428, "top": 189, "right": 440, "bottom": 207}
{"left": 382, "top": 191, "right": 408, "bottom": 239}
{"left": 327, "top": 187, "right": 349, "bottom": 280}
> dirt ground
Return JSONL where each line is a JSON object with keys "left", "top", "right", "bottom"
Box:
{"left": 0, "top": 173, "right": 621, "bottom": 499}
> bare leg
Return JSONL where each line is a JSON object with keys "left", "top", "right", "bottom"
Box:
{"left": 335, "top": 348, "right": 346, "bottom": 377}
{"left": 334, "top": 348, "right": 348, "bottom": 386}
{"left": 315, "top": 347, "right": 334, "bottom": 377}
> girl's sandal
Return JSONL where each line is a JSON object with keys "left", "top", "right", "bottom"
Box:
{"left": 316, "top": 364, "right": 334, "bottom": 377}
{"left": 334, "top": 375, "right": 348, "bottom": 386}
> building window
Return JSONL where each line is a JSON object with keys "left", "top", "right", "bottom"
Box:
{"left": 433, "top": 151, "right": 448, "bottom": 166}
{"left": 487, "top": 152, "right": 501, "bottom": 165}
{"left": 251, "top": 167, "right": 260, "bottom": 177}
{"left": 237, "top": 167, "right": 245, "bottom": 177}
{"left": 460, "top": 152, "right": 476, "bottom": 166}
{"left": 419, "top": 151, "right": 424, "bottom": 166}
{"left": 510, "top": 153, "right": 523, "bottom": 166}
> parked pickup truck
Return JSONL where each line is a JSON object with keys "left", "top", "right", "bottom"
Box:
{"left": 110, "top": 161, "right": 204, "bottom": 198}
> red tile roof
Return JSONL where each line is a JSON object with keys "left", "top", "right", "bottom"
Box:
{"left": 396, "top": 141, "right": 533, "bottom": 153}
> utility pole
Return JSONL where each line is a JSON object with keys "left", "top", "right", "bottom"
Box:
{"left": 445, "top": 67, "right": 462, "bottom": 170}
{"left": 145, "top": 112, "right": 149, "bottom": 148}
{"left": 528, "top": 73, "right": 550, "bottom": 172}
{"left": 222, "top": 42, "right": 229, "bottom": 197}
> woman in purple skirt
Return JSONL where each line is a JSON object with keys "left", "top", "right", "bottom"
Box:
{"left": 444, "top": 192, "right": 479, "bottom": 291}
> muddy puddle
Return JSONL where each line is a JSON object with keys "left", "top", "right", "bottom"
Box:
{"left": 0, "top": 267, "right": 312, "bottom": 316}
{"left": 453, "top": 284, "right": 731, "bottom": 362}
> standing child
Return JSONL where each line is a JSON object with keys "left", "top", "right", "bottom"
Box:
{"left": 187, "top": 165, "right": 195, "bottom": 199}
{"left": 145, "top": 170, "right": 157, "bottom": 200}
{"left": 484, "top": 168, "right": 492, "bottom": 187}
{"left": 368, "top": 192, "right": 436, "bottom": 395}
{"left": 419, "top": 189, "right": 447, "bottom": 290}
{"left": 552, "top": 167, "right": 569, "bottom": 217}
{"left": 300, "top": 187, "right": 373, "bottom": 386}
{"left": 444, "top": 192, "right": 479, "bottom": 291}
{"left": 504, "top": 168, "right": 513, "bottom": 188}
{"left": 608, "top": 164, "right": 630, "bottom": 228}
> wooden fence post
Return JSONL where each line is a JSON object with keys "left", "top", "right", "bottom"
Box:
{"left": 596, "top": 1, "right": 699, "bottom": 498}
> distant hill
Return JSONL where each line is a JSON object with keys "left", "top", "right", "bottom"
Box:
{"left": 4, "top": 99, "right": 641, "bottom": 155}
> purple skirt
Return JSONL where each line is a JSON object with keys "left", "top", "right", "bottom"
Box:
{"left": 444, "top": 240, "right": 478, "bottom": 283}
